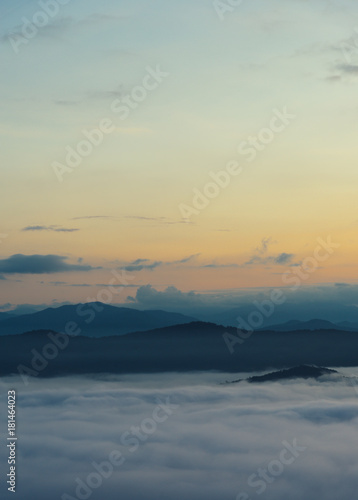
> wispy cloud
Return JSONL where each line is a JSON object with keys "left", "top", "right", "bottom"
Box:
{"left": 2, "top": 17, "right": 74, "bottom": 44}
{"left": 326, "top": 63, "right": 358, "bottom": 82}
{"left": 22, "top": 225, "right": 79, "bottom": 233}
{"left": 245, "top": 252, "right": 295, "bottom": 267}
{"left": 71, "top": 215, "right": 115, "bottom": 220}
{"left": 172, "top": 254, "right": 200, "bottom": 264}
{"left": 124, "top": 216, "right": 193, "bottom": 226}
{"left": 243, "top": 238, "right": 294, "bottom": 267}
{"left": 71, "top": 215, "right": 193, "bottom": 226}
{"left": 202, "top": 263, "right": 240, "bottom": 269}
{"left": 2, "top": 11, "right": 125, "bottom": 45}
{"left": 120, "top": 254, "right": 200, "bottom": 273}
{"left": 124, "top": 261, "right": 163, "bottom": 272}
{"left": 88, "top": 86, "right": 123, "bottom": 101}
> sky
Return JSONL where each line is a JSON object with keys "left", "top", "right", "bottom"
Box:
{"left": 1, "top": 0, "right": 358, "bottom": 310}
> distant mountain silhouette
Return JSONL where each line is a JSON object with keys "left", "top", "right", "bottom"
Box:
{"left": 226, "top": 365, "right": 338, "bottom": 384}
{"left": 336, "top": 321, "right": 358, "bottom": 331}
{"left": 0, "top": 312, "right": 13, "bottom": 321}
{"left": 1, "top": 321, "right": 358, "bottom": 378}
{"left": 0, "top": 303, "right": 196, "bottom": 337}
{"left": 258, "top": 319, "right": 357, "bottom": 332}
{"left": 209, "top": 306, "right": 358, "bottom": 330}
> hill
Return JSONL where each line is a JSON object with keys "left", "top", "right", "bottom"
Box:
{"left": 1, "top": 322, "right": 358, "bottom": 378}
{"left": 258, "top": 319, "right": 357, "bottom": 332}
{"left": 226, "top": 365, "right": 339, "bottom": 384}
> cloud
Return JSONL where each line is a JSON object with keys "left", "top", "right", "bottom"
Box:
{"left": 71, "top": 215, "right": 192, "bottom": 226}
{"left": 88, "top": 86, "right": 124, "bottom": 101}
{"left": 130, "top": 283, "right": 358, "bottom": 327}
{"left": 336, "top": 63, "right": 358, "bottom": 74}
{"left": 124, "top": 216, "right": 193, "bottom": 226}
{"left": 245, "top": 252, "right": 295, "bottom": 267}
{"left": 0, "top": 254, "right": 100, "bottom": 274}
{"left": 202, "top": 263, "right": 239, "bottom": 269}
{"left": 2, "top": 11, "right": 124, "bottom": 47}
{"left": 22, "top": 225, "right": 79, "bottom": 233}
{"left": 134, "top": 285, "right": 202, "bottom": 310}
{"left": 326, "top": 63, "right": 358, "bottom": 82}
{"left": 172, "top": 254, "right": 200, "bottom": 264}
{"left": 72, "top": 215, "right": 115, "bottom": 220}
{"left": 2, "top": 373, "right": 358, "bottom": 500}
{"left": 124, "top": 261, "right": 163, "bottom": 272}
{"left": 256, "top": 237, "right": 275, "bottom": 255}
{"left": 274, "top": 253, "right": 295, "bottom": 265}
{"left": 69, "top": 283, "right": 91, "bottom": 287}
{"left": 118, "top": 255, "right": 200, "bottom": 273}
{"left": 244, "top": 238, "right": 294, "bottom": 267}
{"left": 244, "top": 237, "right": 274, "bottom": 265}
{"left": 53, "top": 99, "right": 79, "bottom": 106}
{"left": 2, "top": 17, "right": 74, "bottom": 44}
{"left": 132, "top": 259, "right": 150, "bottom": 265}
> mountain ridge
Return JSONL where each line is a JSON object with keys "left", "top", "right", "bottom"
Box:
{"left": 257, "top": 318, "right": 358, "bottom": 332}
{"left": 1, "top": 322, "right": 358, "bottom": 378}
{"left": 0, "top": 302, "right": 197, "bottom": 337}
